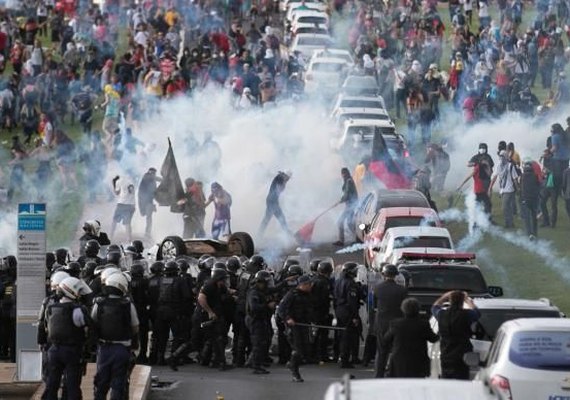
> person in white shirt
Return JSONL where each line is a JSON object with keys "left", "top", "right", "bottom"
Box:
{"left": 489, "top": 147, "right": 520, "bottom": 228}
{"left": 111, "top": 175, "right": 136, "bottom": 241}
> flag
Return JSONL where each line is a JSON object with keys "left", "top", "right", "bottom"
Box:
{"left": 155, "top": 138, "right": 185, "bottom": 213}
{"left": 368, "top": 130, "right": 411, "bottom": 189}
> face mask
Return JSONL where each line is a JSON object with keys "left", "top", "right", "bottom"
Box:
{"left": 479, "top": 148, "right": 486, "bottom": 154}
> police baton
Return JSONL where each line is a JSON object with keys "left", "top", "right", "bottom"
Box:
{"left": 293, "top": 322, "right": 346, "bottom": 331}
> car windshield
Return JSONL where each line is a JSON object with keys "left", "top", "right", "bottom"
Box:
{"left": 340, "top": 100, "right": 384, "bottom": 108}
{"left": 345, "top": 77, "right": 377, "bottom": 88}
{"left": 298, "top": 36, "right": 331, "bottom": 46}
{"left": 312, "top": 62, "right": 343, "bottom": 72}
{"left": 386, "top": 216, "right": 435, "bottom": 229}
{"left": 296, "top": 27, "right": 328, "bottom": 35}
{"left": 340, "top": 113, "right": 389, "bottom": 121}
{"left": 509, "top": 331, "right": 570, "bottom": 371}
{"left": 402, "top": 266, "right": 488, "bottom": 292}
{"left": 475, "top": 309, "right": 562, "bottom": 340}
{"left": 316, "top": 52, "right": 352, "bottom": 63}
{"left": 393, "top": 236, "right": 451, "bottom": 249}
{"left": 298, "top": 16, "right": 327, "bottom": 24}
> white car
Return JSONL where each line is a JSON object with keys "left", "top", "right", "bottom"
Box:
{"left": 291, "top": 24, "right": 329, "bottom": 36}
{"left": 289, "top": 33, "right": 334, "bottom": 59}
{"left": 281, "top": 0, "right": 323, "bottom": 13}
{"left": 472, "top": 318, "right": 570, "bottom": 400}
{"left": 429, "top": 298, "right": 564, "bottom": 379}
{"left": 331, "top": 94, "right": 387, "bottom": 117}
{"left": 331, "top": 118, "right": 396, "bottom": 152}
{"left": 311, "top": 48, "right": 355, "bottom": 67}
{"left": 324, "top": 376, "right": 500, "bottom": 400}
{"left": 304, "top": 57, "right": 347, "bottom": 94}
{"left": 286, "top": 2, "right": 328, "bottom": 23}
{"left": 341, "top": 75, "right": 381, "bottom": 97}
{"left": 371, "top": 226, "right": 455, "bottom": 269}
{"left": 291, "top": 9, "right": 329, "bottom": 29}
{"left": 333, "top": 107, "right": 392, "bottom": 126}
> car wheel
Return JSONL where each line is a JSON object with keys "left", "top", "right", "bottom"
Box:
{"left": 228, "top": 232, "right": 255, "bottom": 257}
{"left": 157, "top": 236, "right": 185, "bottom": 260}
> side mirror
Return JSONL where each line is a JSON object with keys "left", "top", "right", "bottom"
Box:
{"left": 488, "top": 286, "right": 504, "bottom": 297}
{"left": 463, "top": 352, "right": 481, "bottom": 368}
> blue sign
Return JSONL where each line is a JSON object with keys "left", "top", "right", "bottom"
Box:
{"left": 18, "top": 203, "right": 46, "bottom": 231}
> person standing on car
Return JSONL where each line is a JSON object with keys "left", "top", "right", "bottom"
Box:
{"left": 383, "top": 297, "right": 438, "bottom": 378}
{"left": 373, "top": 264, "right": 408, "bottom": 378}
{"left": 258, "top": 170, "right": 293, "bottom": 237}
{"left": 334, "top": 262, "right": 361, "bottom": 368}
{"left": 178, "top": 178, "right": 206, "bottom": 238}
{"left": 432, "top": 290, "right": 480, "bottom": 380}
{"left": 334, "top": 168, "right": 359, "bottom": 247}
{"left": 205, "top": 182, "right": 232, "bottom": 240}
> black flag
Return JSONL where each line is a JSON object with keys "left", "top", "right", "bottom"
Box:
{"left": 155, "top": 138, "right": 185, "bottom": 213}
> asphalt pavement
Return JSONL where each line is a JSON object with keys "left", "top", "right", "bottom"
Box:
{"left": 148, "top": 362, "right": 373, "bottom": 400}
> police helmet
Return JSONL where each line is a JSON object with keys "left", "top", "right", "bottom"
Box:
{"left": 130, "top": 263, "right": 145, "bottom": 277}
{"left": 176, "top": 258, "right": 190, "bottom": 273}
{"left": 50, "top": 271, "right": 70, "bottom": 291}
{"left": 76, "top": 279, "right": 93, "bottom": 296}
{"left": 342, "top": 262, "right": 358, "bottom": 278}
{"left": 150, "top": 261, "right": 165, "bottom": 274}
{"left": 105, "top": 273, "right": 129, "bottom": 295}
{"left": 93, "top": 264, "right": 107, "bottom": 276}
{"left": 46, "top": 252, "right": 56, "bottom": 271}
{"left": 382, "top": 264, "right": 398, "bottom": 278}
{"left": 106, "top": 251, "right": 121, "bottom": 266}
{"left": 55, "top": 248, "right": 69, "bottom": 265}
{"left": 211, "top": 268, "right": 228, "bottom": 282}
{"left": 247, "top": 255, "right": 266, "bottom": 273}
{"left": 107, "top": 244, "right": 121, "bottom": 255}
{"left": 317, "top": 261, "right": 333, "bottom": 276}
{"left": 198, "top": 256, "right": 214, "bottom": 271}
{"left": 297, "top": 275, "right": 312, "bottom": 286}
{"left": 226, "top": 256, "right": 241, "bottom": 273}
{"left": 212, "top": 262, "right": 227, "bottom": 272}
{"left": 164, "top": 261, "right": 179, "bottom": 274}
{"left": 82, "top": 261, "right": 98, "bottom": 280}
{"left": 254, "top": 270, "right": 271, "bottom": 284}
{"left": 288, "top": 265, "right": 304, "bottom": 277}
{"left": 58, "top": 277, "right": 83, "bottom": 300}
{"left": 131, "top": 240, "right": 144, "bottom": 254}
{"left": 309, "top": 259, "right": 321, "bottom": 272}
{"left": 65, "top": 262, "right": 82, "bottom": 278}
{"left": 125, "top": 245, "right": 138, "bottom": 255}
{"left": 283, "top": 258, "right": 300, "bottom": 269}
{"left": 85, "top": 240, "right": 101, "bottom": 257}
{"left": 101, "top": 267, "right": 122, "bottom": 284}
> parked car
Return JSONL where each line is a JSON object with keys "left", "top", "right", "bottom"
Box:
{"left": 289, "top": 33, "right": 334, "bottom": 59}
{"left": 471, "top": 318, "right": 570, "bottom": 400}
{"left": 324, "top": 375, "right": 500, "bottom": 400}
{"left": 304, "top": 57, "right": 348, "bottom": 95}
{"left": 311, "top": 48, "right": 355, "bottom": 67}
{"left": 340, "top": 75, "right": 380, "bottom": 96}
{"left": 371, "top": 226, "right": 455, "bottom": 269}
{"left": 430, "top": 298, "right": 564, "bottom": 378}
{"left": 360, "top": 206, "right": 442, "bottom": 265}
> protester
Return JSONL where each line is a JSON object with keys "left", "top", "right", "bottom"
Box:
{"left": 205, "top": 182, "right": 232, "bottom": 240}
{"left": 258, "top": 171, "right": 292, "bottom": 237}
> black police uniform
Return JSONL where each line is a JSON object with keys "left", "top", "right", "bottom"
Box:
{"left": 130, "top": 273, "right": 150, "bottom": 363}
{"left": 37, "top": 291, "right": 61, "bottom": 382}
{"left": 147, "top": 271, "right": 162, "bottom": 364}
{"left": 311, "top": 274, "right": 332, "bottom": 362}
{"left": 92, "top": 294, "right": 138, "bottom": 400}
{"left": 42, "top": 300, "right": 88, "bottom": 400}
{"left": 334, "top": 272, "right": 361, "bottom": 367}
{"left": 246, "top": 285, "right": 273, "bottom": 372}
{"left": 278, "top": 287, "right": 312, "bottom": 379}
{"left": 233, "top": 269, "right": 255, "bottom": 366}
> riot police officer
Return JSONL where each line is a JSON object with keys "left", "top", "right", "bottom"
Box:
{"left": 130, "top": 263, "right": 149, "bottom": 364}
{"left": 233, "top": 254, "right": 266, "bottom": 367}
{"left": 196, "top": 256, "right": 214, "bottom": 290}
{"left": 64, "top": 262, "right": 82, "bottom": 279}
{"left": 374, "top": 264, "right": 408, "bottom": 378}
{"left": 278, "top": 275, "right": 313, "bottom": 382}
{"left": 41, "top": 276, "right": 90, "bottom": 400}
{"left": 334, "top": 262, "right": 361, "bottom": 369}
{"left": 147, "top": 261, "right": 163, "bottom": 365}
{"left": 55, "top": 248, "right": 70, "bottom": 266}
{"left": 77, "top": 240, "right": 104, "bottom": 267}
{"left": 246, "top": 270, "right": 275, "bottom": 374}
{"left": 312, "top": 261, "right": 333, "bottom": 363}
{"left": 0, "top": 256, "right": 17, "bottom": 361}
{"left": 155, "top": 261, "right": 190, "bottom": 365}
{"left": 91, "top": 273, "right": 139, "bottom": 400}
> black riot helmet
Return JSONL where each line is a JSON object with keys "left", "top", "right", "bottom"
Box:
{"left": 46, "top": 252, "right": 56, "bottom": 272}
{"left": 254, "top": 270, "right": 271, "bottom": 284}
{"left": 106, "top": 244, "right": 121, "bottom": 255}
{"left": 164, "top": 261, "right": 179, "bottom": 275}
{"left": 85, "top": 240, "right": 101, "bottom": 257}
{"left": 150, "top": 261, "right": 165, "bottom": 275}
{"left": 131, "top": 240, "right": 144, "bottom": 254}
{"left": 65, "top": 262, "right": 82, "bottom": 278}
{"left": 342, "top": 262, "right": 358, "bottom": 278}
{"left": 176, "top": 258, "right": 190, "bottom": 273}
{"left": 226, "top": 256, "right": 241, "bottom": 273}
{"left": 213, "top": 262, "right": 227, "bottom": 272}
{"left": 317, "top": 261, "right": 333, "bottom": 276}
{"left": 55, "top": 248, "right": 69, "bottom": 265}
{"left": 309, "top": 259, "right": 321, "bottom": 272}
{"left": 211, "top": 268, "right": 228, "bottom": 282}
{"left": 130, "top": 263, "right": 145, "bottom": 277}
{"left": 288, "top": 265, "right": 304, "bottom": 277}
{"left": 382, "top": 264, "right": 398, "bottom": 278}
{"left": 247, "top": 255, "right": 266, "bottom": 273}
{"left": 106, "top": 251, "right": 121, "bottom": 266}
{"left": 198, "top": 256, "right": 214, "bottom": 271}
{"left": 82, "top": 261, "right": 98, "bottom": 281}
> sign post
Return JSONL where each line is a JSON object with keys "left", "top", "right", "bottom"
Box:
{"left": 16, "top": 203, "right": 46, "bottom": 381}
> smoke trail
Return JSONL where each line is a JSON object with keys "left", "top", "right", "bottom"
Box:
{"left": 476, "top": 248, "right": 518, "bottom": 297}
{"left": 336, "top": 242, "right": 368, "bottom": 254}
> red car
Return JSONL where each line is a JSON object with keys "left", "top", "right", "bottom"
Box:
{"left": 360, "top": 207, "right": 442, "bottom": 268}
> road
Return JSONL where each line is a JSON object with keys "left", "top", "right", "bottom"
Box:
{"left": 147, "top": 243, "right": 365, "bottom": 400}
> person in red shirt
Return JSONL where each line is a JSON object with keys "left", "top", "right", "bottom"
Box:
{"left": 459, "top": 158, "right": 493, "bottom": 216}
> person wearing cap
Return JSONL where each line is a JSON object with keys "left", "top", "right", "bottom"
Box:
{"left": 373, "top": 264, "right": 408, "bottom": 378}
{"left": 278, "top": 275, "right": 313, "bottom": 382}
{"left": 205, "top": 182, "right": 232, "bottom": 240}
{"left": 138, "top": 168, "right": 161, "bottom": 237}
{"left": 334, "top": 168, "right": 358, "bottom": 247}
{"left": 258, "top": 170, "right": 293, "bottom": 237}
